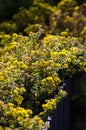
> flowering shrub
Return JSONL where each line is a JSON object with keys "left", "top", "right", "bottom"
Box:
{"left": 50, "top": 0, "right": 86, "bottom": 37}
{"left": 12, "top": 0, "right": 55, "bottom": 33}
{"left": 0, "top": 32, "right": 86, "bottom": 129}
{"left": 0, "top": 101, "right": 45, "bottom": 130}
{"left": 0, "top": 0, "right": 86, "bottom": 129}
{"left": 0, "top": 0, "right": 86, "bottom": 38}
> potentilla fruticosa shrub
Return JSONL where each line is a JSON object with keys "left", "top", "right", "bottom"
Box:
{"left": 0, "top": 32, "right": 86, "bottom": 129}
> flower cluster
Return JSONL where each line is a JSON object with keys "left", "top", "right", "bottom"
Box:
{"left": 0, "top": 100, "right": 44, "bottom": 130}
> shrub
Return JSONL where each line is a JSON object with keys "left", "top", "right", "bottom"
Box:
{"left": 0, "top": 0, "right": 86, "bottom": 37}
{"left": 0, "top": 32, "right": 86, "bottom": 129}
{"left": 0, "top": 22, "right": 17, "bottom": 34}
{"left": 50, "top": 1, "right": 86, "bottom": 37}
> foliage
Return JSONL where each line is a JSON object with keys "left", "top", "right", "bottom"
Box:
{"left": 12, "top": 0, "right": 55, "bottom": 33}
{"left": 0, "top": 22, "right": 17, "bottom": 34}
{"left": 0, "top": 0, "right": 86, "bottom": 37}
{"left": 50, "top": 1, "right": 86, "bottom": 37}
{"left": 0, "top": 32, "right": 86, "bottom": 129}
{"left": 0, "top": 0, "right": 86, "bottom": 129}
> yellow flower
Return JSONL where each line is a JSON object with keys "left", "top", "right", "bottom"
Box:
{"left": 42, "top": 98, "right": 57, "bottom": 111}
{"left": 5, "top": 78, "right": 10, "bottom": 83}
{"left": 39, "top": 112, "right": 45, "bottom": 116}
{"left": 12, "top": 33, "right": 18, "bottom": 38}
{"left": 7, "top": 103, "right": 14, "bottom": 107}
{"left": 67, "top": 58, "right": 71, "bottom": 62}
{"left": 84, "top": 68, "right": 86, "bottom": 72}
{"left": 59, "top": 49, "right": 68, "bottom": 56}
{"left": 5, "top": 111, "right": 10, "bottom": 116}
{"left": 14, "top": 95, "right": 23, "bottom": 105}
{"left": 4, "top": 45, "right": 15, "bottom": 51}
{"left": 41, "top": 78, "right": 46, "bottom": 85}
{"left": 38, "top": 119, "right": 44, "bottom": 126}
{"left": 12, "top": 108, "right": 16, "bottom": 118}
{"left": 81, "top": 27, "right": 86, "bottom": 36}
{"left": 17, "top": 115, "right": 23, "bottom": 121}
{"left": 13, "top": 59, "right": 19, "bottom": 66}
{"left": 10, "top": 65, "right": 14, "bottom": 70}
{"left": 20, "top": 87, "right": 26, "bottom": 93}
{"left": 64, "top": 63, "right": 68, "bottom": 68}
{"left": 74, "top": 6, "right": 80, "bottom": 11}
{"left": 60, "top": 31, "right": 68, "bottom": 36}
{"left": 0, "top": 126, "right": 4, "bottom": 130}
{"left": 20, "top": 64, "right": 28, "bottom": 69}
{"left": 53, "top": 75, "right": 61, "bottom": 83}
{"left": 13, "top": 89, "right": 18, "bottom": 95}
{"left": 43, "top": 35, "right": 56, "bottom": 43}
{"left": 79, "top": 62, "right": 83, "bottom": 66}
{"left": 51, "top": 52, "right": 59, "bottom": 59}
{"left": 55, "top": 63, "right": 61, "bottom": 68}
{"left": 0, "top": 75, "right": 4, "bottom": 80}
{"left": 70, "top": 47, "right": 78, "bottom": 54}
